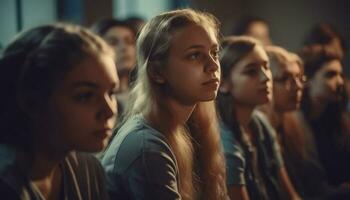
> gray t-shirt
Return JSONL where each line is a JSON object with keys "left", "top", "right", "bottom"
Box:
{"left": 101, "top": 115, "right": 181, "bottom": 200}
{"left": 0, "top": 151, "right": 109, "bottom": 200}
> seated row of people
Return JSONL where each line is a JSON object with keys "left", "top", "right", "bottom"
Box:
{"left": 0, "top": 8, "right": 349, "bottom": 200}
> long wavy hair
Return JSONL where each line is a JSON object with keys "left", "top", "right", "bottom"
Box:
{"left": 121, "top": 9, "right": 227, "bottom": 199}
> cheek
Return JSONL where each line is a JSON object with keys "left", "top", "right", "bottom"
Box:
{"left": 231, "top": 77, "right": 250, "bottom": 99}
{"left": 53, "top": 104, "right": 95, "bottom": 143}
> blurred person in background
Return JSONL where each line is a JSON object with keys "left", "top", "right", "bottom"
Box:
{"left": 218, "top": 36, "right": 300, "bottom": 200}
{"left": 92, "top": 19, "right": 137, "bottom": 117}
{"left": 232, "top": 16, "right": 272, "bottom": 46}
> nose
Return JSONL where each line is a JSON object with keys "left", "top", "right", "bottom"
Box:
{"left": 97, "top": 94, "right": 117, "bottom": 121}
{"left": 291, "top": 76, "right": 304, "bottom": 90}
{"left": 259, "top": 67, "right": 271, "bottom": 83}
{"left": 205, "top": 54, "right": 220, "bottom": 73}
{"left": 337, "top": 75, "right": 344, "bottom": 86}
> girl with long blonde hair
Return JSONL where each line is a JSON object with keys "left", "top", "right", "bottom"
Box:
{"left": 102, "top": 9, "right": 227, "bottom": 200}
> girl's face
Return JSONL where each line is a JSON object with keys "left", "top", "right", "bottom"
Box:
{"left": 272, "top": 61, "right": 304, "bottom": 112}
{"left": 226, "top": 45, "right": 272, "bottom": 107}
{"left": 39, "top": 54, "right": 119, "bottom": 153}
{"left": 104, "top": 26, "right": 136, "bottom": 72}
{"left": 309, "top": 59, "right": 344, "bottom": 103}
{"left": 159, "top": 24, "right": 220, "bottom": 106}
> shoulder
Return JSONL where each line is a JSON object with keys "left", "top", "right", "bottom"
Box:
{"left": 102, "top": 116, "right": 175, "bottom": 174}
{"left": 63, "top": 152, "right": 109, "bottom": 199}
{"left": 220, "top": 121, "right": 244, "bottom": 155}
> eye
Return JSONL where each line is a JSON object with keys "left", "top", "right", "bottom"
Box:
{"left": 244, "top": 68, "right": 258, "bottom": 76}
{"left": 324, "top": 71, "right": 337, "bottom": 79}
{"left": 75, "top": 92, "right": 95, "bottom": 103}
{"left": 211, "top": 49, "right": 220, "bottom": 60}
{"left": 109, "top": 89, "right": 119, "bottom": 99}
{"left": 187, "top": 52, "right": 202, "bottom": 60}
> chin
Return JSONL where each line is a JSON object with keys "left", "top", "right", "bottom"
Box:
{"left": 201, "top": 92, "right": 218, "bottom": 101}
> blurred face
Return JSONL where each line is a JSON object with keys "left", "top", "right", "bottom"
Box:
{"left": 160, "top": 24, "right": 220, "bottom": 106}
{"left": 272, "top": 61, "right": 304, "bottom": 112}
{"left": 104, "top": 26, "right": 136, "bottom": 73}
{"left": 246, "top": 22, "right": 271, "bottom": 46}
{"left": 227, "top": 45, "right": 272, "bottom": 107}
{"left": 309, "top": 59, "right": 344, "bottom": 103}
{"left": 40, "top": 54, "right": 119, "bottom": 153}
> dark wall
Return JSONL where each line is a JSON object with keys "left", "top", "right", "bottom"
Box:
{"left": 190, "top": 0, "right": 350, "bottom": 75}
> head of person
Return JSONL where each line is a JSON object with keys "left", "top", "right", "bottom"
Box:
{"left": 233, "top": 16, "right": 272, "bottom": 46}
{"left": 266, "top": 46, "right": 304, "bottom": 112}
{"left": 126, "top": 8, "right": 221, "bottom": 119}
{"left": 303, "top": 23, "right": 346, "bottom": 59}
{"left": 300, "top": 45, "right": 345, "bottom": 104}
{"left": 125, "top": 16, "right": 146, "bottom": 35}
{"left": 92, "top": 19, "right": 136, "bottom": 74}
{"left": 0, "top": 24, "right": 119, "bottom": 154}
{"left": 218, "top": 36, "right": 271, "bottom": 114}
{"left": 126, "top": 8, "right": 226, "bottom": 200}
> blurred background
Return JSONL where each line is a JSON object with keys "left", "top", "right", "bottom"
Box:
{"left": 1, "top": 0, "right": 349, "bottom": 74}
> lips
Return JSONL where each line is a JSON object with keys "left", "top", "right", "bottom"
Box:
{"left": 202, "top": 78, "right": 220, "bottom": 85}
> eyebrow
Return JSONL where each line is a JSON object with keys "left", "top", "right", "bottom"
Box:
{"left": 185, "top": 44, "right": 219, "bottom": 51}
{"left": 71, "top": 81, "right": 99, "bottom": 89}
{"left": 71, "top": 81, "right": 119, "bottom": 91}
{"left": 247, "top": 60, "right": 269, "bottom": 67}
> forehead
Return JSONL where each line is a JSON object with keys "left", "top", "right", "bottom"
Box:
{"left": 244, "top": 45, "right": 268, "bottom": 63}
{"left": 273, "top": 61, "right": 301, "bottom": 76}
{"left": 233, "top": 45, "right": 268, "bottom": 71}
{"left": 248, "top": 21, "right": 268, "bottom": 32}
{"left": 63, "top": 54, "right": 118, "bottom": 87}
{"left": 170, "top": 24, "right": 218, "bottom": 50}
{"left": 104, "top": 26, "right": 134, "bottom": 38}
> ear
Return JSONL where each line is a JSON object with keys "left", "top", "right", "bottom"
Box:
{"left": 147, "top": 62, "right": 166, "bottom": 84}
{"left": 219, "top": 79, "right": 231, "bottom": 93}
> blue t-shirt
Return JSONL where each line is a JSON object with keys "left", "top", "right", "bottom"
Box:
{"left": 101, "top": 115, "right": 181, "bottom": 200}
{"left": 220, "top": 110, "right": 284, "bottom": 199}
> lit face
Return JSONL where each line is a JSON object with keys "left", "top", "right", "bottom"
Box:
{"left": 246, "top": 22, "right": 271, "bottom": 46}
{"left": 272, "top": 61, "right": 304, "bottom": 112}
{"left": 40, "top": 54, "right": 119, "bottom": 153}
{"left": 104, "top": 26, "right": 136, "bottom": 73}
{"left": 226, "top": 45, "right": 272, "bottom": 107}
{"left": 159, "top": 24, "right": 220, "bottom": 106}
{"left": 309, "top": 59, "right": 344, "bottom": 103}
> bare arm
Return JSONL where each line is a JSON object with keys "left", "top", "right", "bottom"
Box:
{"left": 278, "top": 167, "right": 302, "bottom": 200}
{"left": 228, "top": 185, "right": 250, "bottom": 200}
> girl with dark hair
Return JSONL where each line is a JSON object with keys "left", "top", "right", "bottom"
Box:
{"left": 0, "top": 23, "right": 119, "bottom": 199}
{"left": 218, "top": 36, "right": 300, "bottom": 200}
{"left": 299, "top": 45, "right": 350, "bottom": 187}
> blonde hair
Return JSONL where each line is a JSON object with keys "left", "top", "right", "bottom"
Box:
{"left": 123, "top": 8, "right": 227, "bottom": 199}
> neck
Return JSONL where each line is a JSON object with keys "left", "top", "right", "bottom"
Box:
{"left": 119, "top": 74, "right": 130, "bottom": 92}
{"left": 145, "top": 96, "right": 195, "bottom": 135}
